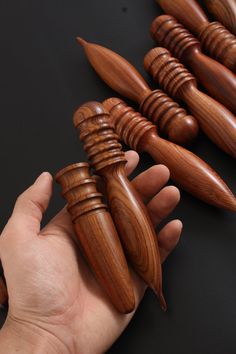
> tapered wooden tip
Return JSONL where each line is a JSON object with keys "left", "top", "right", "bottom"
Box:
{"left": 76, "top": 37, "right": 88, "bottom": 47}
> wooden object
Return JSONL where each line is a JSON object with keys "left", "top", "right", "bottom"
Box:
{"left": 144, "top": 47, "right": 236, "bottom": 158}
{"left": 73, "top": 102, "right": 166, "bottom": 310}
{"left": 151, "top": 15, "right": 236, "bottom": 114}
{"left": 103, "top": 97, "right": 236, "bottom": 211}
{"left": 77, "top": 37, "right": 199, "bottom": 146}
{"left": 204, "top": 0, "right": 236, "bottom": 36}
{"left": 56, "top": 162, "right": 135, "bottom": 314}
{"left": 156, "top": 0, "right": 236, "bottom": 72}
{"left": 0, "top": 277, "right": 7, "bottom": 305}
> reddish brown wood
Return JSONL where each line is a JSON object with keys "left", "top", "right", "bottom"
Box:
{"left": 77, "top": 37, "right": 199, "bottom": 146}
{"left": 151, "top": 15, "right": 236, "bottom": 114}
{"left": 56, "top": 162, "right": 135, "bottom": 314}
{"left": 103, "top": 97, "right": 236, "bottom": 211}
{"left": 157, "top": 0, "right": 236, "bottom": 72}
{"left": 144, "top": 47, "right": 236, "bottom": 158}
{"left": 73, "top": 102, "right": 166, "bottom": 310}
{"left": 0, "top": 277, "right": 7, "bottom": 305}
{"left": 205, "top": 0, "right": 236, "bottom": 35}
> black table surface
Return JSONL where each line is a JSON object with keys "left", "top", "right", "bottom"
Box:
{"left": 0, "top": 1, "right": 235, "bottom": 353}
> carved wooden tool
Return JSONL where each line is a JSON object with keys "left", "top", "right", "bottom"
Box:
{"left": 156, "top": 0, "right": 236, "bottom": 72}
{"left": 73, "top": 102, "right": 166, "bottom": 310}
{"left": 56, "top": 162, "right": 135, "bottom": 314}
{"left": 103, "top": 97, "right": 236, "bottom": 212}
{"left": 0, "top": 277, "right": 7, "bottom": 305}
{"left": 204, "top": 0, "right": 236, "bottom": 36}
{"left": 144, "top": 47, "right": 236, "bottom": 158}
{"left": 151, "top": 15, "right": 236, "bottom": 114}
{"left": 77, "top": 37, "right": 199, "bottom": 146}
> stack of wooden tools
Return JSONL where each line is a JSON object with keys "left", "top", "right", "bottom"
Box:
{"left": 0, "top": 0, "right": 235, "bottom": 312}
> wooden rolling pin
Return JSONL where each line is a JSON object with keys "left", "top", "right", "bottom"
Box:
{"left": 151, "top": 15, "right": 236, "bottom": 114}
{"left": 144, "top": 47, "right": 236, "bottom": 158}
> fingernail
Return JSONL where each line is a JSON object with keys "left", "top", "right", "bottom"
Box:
{"left": 34, "top": 172, "right": 52, "bottom": 185}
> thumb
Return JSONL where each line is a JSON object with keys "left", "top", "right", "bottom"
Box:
{"left": 6, "top": 172, "right": 53, "bottom": 237}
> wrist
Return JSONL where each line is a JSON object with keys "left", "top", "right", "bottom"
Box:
{"left": 0, "top": 316, "right": 73, "bottom": 354}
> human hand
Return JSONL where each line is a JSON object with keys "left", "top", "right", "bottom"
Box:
{"left": 0, "top": 151, "right": 182, "bottom": 354}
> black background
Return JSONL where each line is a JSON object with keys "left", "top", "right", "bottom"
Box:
{"left": 0, "top": 1, "right": 235, "bottom": 353}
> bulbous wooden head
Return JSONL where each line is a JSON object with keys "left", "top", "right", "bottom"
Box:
{"left": 103, "top": 97, "right": 156, "bottom": 151}
{"left": 150, "top": 15, "right": 200, "bottom": 59}
{"left": 144, "top": 47, "right": 196, "bottom": 99}
{"left": 73, "top": 101, "right": 126, "bottom": 171}
{"left": 55, "top": 162, "right": 106, "bottom": 222}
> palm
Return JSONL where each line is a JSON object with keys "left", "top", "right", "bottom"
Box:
{"left": 0, "top": 152, "right": 182, "bottom": 353}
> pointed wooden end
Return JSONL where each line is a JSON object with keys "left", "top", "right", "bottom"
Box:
{"left": 159, "top": 291, "right": 167, "bottom": 312}
{"left": 229, "top": 198, "right": 236, "bottom": 213}
{"left": 76, "top": 37, "right": 88, "bottom": 47}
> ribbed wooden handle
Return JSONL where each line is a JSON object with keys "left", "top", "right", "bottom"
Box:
{"left": 151, "top": 15, "right": 236, "bottom": 113}
{"left": 77, "top": 38, "right": 199, "bottom": 146}
{"left": 104, "top": 97, "right": 236, "bottom": 212}
{"left": 56, "top": 162, "right": 135, "bottom": 314}
{"left": 144, "top": 47, "right": 236, "bottom": 158}
{"left": 157, "top": 0, "right": 236, "bottom": 71}
{"left": 73, "top": 101, "right": 166, "bottom": 310}
{"left": 199, "top": 22, "right": 236, "bottom": 72}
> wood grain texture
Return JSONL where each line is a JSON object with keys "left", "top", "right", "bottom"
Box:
{"left": 0, "top": 278, "right": 7, "bottom": 305}
{"left": 56, "top": 162, "right": 135, "bottom": 314}
{"left": 73, "top": 102, "right": 166, "bottom": 310}
{"left": 77, "top": 37, "right": 198, "bottom": 146}
{"left": 157, "top": 0, "right": 236, "bottom": 72}
{"left": 103, "top": 97, "right": 236, "bottom": 212}
{"left": 144, "top": 47, "right": 236, "bottom": 158}
{"left": 151, "top": 15, "right": 236, "bottom": 114}
{"left": 205, "top": 0, "right": 236, "bottom": 35}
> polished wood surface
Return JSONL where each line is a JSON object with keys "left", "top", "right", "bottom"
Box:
{"left": 0, "top": 278, "right": 7, "bottom": 306}
{"left": 103, "top": 97, "right": 236, "bottom": 211}
{"left": 144, "top": 47, "right": 236, "bottom": 158}
{"left": 157, "top": 0, "right": 236, "bottom": 72}
{"left": 73, "top": 102, "right": 166, "bottom": 310}
{"left": 205, "top": 0, "right": 236, "bottom": 35}
{"left": 151, "top": 15, "right": 236, "bottom": 114}
{"left": 56, "top": 162, "right": 135, "bottom": 314}
{"left": 77, "top": 37, "right": 199, "bottom": 146}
